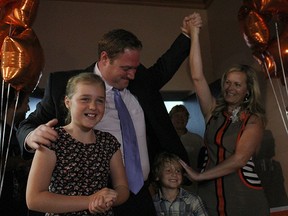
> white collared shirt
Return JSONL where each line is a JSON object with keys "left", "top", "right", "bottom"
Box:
{"left": 93, "top": 64, "right": 150, "bottom": 180}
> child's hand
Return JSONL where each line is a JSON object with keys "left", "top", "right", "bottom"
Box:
{"left": 88, "top": 188, "right": 118, "bottom": 214}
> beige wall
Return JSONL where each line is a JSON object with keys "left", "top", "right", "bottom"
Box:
{"left": 33, "top": 0, "right": 210, "bottom": 90}
{"left": 32, "top": 0, "right": 288, "bottom": 204}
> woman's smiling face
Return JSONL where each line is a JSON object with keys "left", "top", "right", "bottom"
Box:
{"left": 223, "top": 71, "right": 248, "bottom": 109}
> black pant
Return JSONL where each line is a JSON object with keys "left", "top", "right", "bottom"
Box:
{"left": 113, "top": 182, "right": 156, "bottom": 216}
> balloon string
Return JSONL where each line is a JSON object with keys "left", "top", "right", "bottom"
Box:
{"left": 8, "top": 21, "right": 13, "bottom": 37}
{"left": 0, "top": 81, "right": 4, "bottom": 188}
{"left": 275, "top": 22, "right": 288, "bottom": 124}
{"left": 263, "top": 57, "right": 288, "bottom": 135}
{"left": 0, "top": 80, "right": 4, "bottom": 155}
{"left": 275, "top": 22, "right": 288, "bottom": 98}
{"left": 0, "top": 80, "right": 4, "bottom": 122}
{"left": 0, "top": 90, "right": 18, "bottom": 198}
{"left": 276, "top": 78, "right": 288, "bottom": 120}
{"left": 0, "top": 83, "right": 11, "bottom": 197}
{"left": 0, "top": 83, "right": 10, "bottom": 175}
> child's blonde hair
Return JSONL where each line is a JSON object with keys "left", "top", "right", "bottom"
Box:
{"left": 152, "top": 152, "right": 183, "bottom": 188}
{"left": 64, "top": 72, "right": 105, "bottom": 124}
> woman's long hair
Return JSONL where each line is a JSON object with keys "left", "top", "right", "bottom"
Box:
{"left": 212, "top": 64, "right": 266, "bottom": 125}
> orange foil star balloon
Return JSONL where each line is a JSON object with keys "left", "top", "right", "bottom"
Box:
{"left": 1, "top": 27, "right": 44, "bottom": 92}
{"left": 3, "top": 0, "right": 39, "bottom": 28}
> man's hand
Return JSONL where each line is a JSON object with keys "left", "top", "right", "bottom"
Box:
{"left": 26, "top": 119, "right": 59, "bottom": 150}
{"left": 181, "top": 12, "right": 203, "bottom": 37}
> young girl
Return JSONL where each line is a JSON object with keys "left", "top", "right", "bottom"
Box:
{"left": 152, "top": 152, "right": 208, "bottom": 216}
{"left": 26, "top": 73, "right": 129, "bottom": 215}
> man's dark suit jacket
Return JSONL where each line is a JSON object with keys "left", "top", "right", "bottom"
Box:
{"left": 17, "top": 33, "right": 190, "bottom": 166}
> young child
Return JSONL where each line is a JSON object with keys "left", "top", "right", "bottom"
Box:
{"left": 26, "top": 73, "right": 129, "bottom": 215}
{"left": 152, "top": 152, "right": 208, "bottom": 216}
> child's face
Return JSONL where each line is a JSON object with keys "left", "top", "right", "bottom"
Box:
{"left": 158, "top": 161, "right": 183, "bottom": 189}
{"left": 65, "top": 82, "right": 105, "bottom": 130}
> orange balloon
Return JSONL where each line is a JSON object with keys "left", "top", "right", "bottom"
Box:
{"left": 0, "top": 23, "right": 22, "bottom": 59}
{"left": 242, "top": 0, "right": 258, "bottom": 10}
{"left": 240, "top": 0, "right": 288, "bottom": 84}
{"left": 253, "top": 50, "right": 277, "bottom": 78}
{"left": 238, "top": 5, "right": 270, "bottom": 52}
{"left": 1, "top": 28, "right": 44, "bottom": 92}
{"left": 0, "top": 0, "right": 17, "bottom": 9}
{"left": 3, "top": 0, "right": 39, "bottom": 28}
{"left": 253, "top": 24, "right": 288, "bottom": 82}
{"left": 253, "top": 0, "right": 288, "bottom": 14}
{"left": 0, "top": 22, "right": 10, "bottom": 57}
{"left": 0, "top": 1, "right": 13, "bottom": 21}
{"left": 268, "top": 27, "right": 288, "bottom": 78}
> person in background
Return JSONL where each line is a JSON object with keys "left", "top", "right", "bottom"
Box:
{"left": 26, "top": 73, "right": 129, "bottom": 215}
{"left": 0, "top": 85, "right": 31, "bottom": 216}
{"left": 169, "top": 105, "right": 205, "bottom": 170}
{"left": 18, "top": 13, "right": 202, "bottom": 216}
{"left": 179, "top": 14, "right": 270, "bottom": 216}
{"left": 169, "top": 104, "right": 204, "bottom": 193}
{"left": 151, "top": 152, "right": 208, "bottom": 216}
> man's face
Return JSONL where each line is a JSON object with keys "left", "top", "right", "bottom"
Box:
{"left": 100, "top": 48, "right": 141, "bottom": 90}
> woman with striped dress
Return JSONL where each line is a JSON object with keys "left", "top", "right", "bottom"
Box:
{"left": 179, "top": 13, "right": 269, "bottom": 216}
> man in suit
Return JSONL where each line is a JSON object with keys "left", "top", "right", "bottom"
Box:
{"left": 17, "top": 13, "right": 202, "bottom": 216}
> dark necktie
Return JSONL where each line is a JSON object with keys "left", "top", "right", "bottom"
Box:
{"left": 113, "top": 88, "right": 144, "bottom": 194}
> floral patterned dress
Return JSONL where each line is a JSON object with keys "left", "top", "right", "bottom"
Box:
{"left": 198, "top": 111, "right": 269, "bottom": 216}
{"left": 47, "top": 127, "right": 120, "bottom": 216}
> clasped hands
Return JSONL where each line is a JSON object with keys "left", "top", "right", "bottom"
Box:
{"left": 88, "top": 187, "right": 118, "bottom": 214}
{"left": 181, "top": 12, "right": 203, "bottom": 37}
